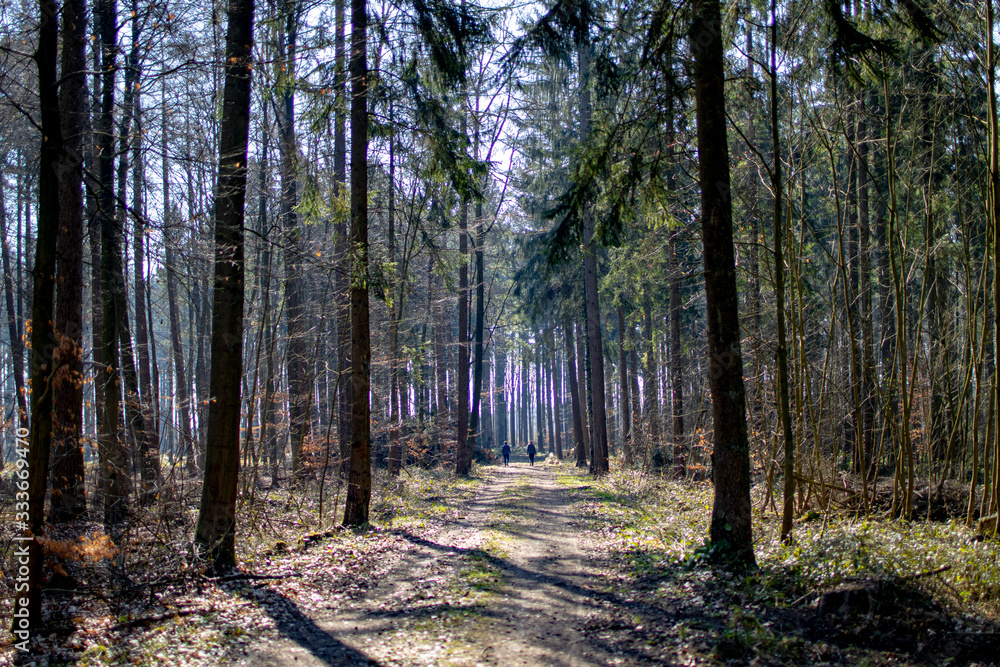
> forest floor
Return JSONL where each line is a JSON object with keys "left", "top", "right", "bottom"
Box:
{"left": 3, "top": 456, "right": 1000, "bottom": 665}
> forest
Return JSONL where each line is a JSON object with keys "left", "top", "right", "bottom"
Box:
{"left": 1, "top": 0, "right": 1000, "bottom": 664}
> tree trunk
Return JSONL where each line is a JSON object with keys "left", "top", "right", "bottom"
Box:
{"left": 669, "top": 236, "right": 685, "bottom": 477}
{"left": 163, "top": 102, "right": 195, "bottom": 473}
{"left": 768, "top": 2, "right": 795, "bottom": 543}
{"left": 629, "top": 326, "right": 642, "bottom": 453}
{"left": 165, "top": 236, "right": 194, "bottom": 472}
{"left": 16, "top": 0, "right": 63, "bottom": 630}
{"left": 874, "top": 134, "right": 897, "bottom": 472}
{"left": 278, "top": 0, "right": 310, "bottom": 481}
{"left": 194, "top": 0, "right": 255, "bottom": 570}
{"left": 435, "top": 264, "right": 448, "bottom": 459}
{"left": 538, "top": 348, "right": 548, "bottom": 453}
{"left": 549, "top": 327, "right": 563, "bottom": 459}
{"left": 388, "top": 118, "right": 402, "bottom": 477}
{"left": 343, "top": 0, "right": 372, "bottom": 524}
{"left": 456, "top": 192, "right": 471, "bottom": 474}
{"left": 642, "top": 302, "right": 660, "bottom": 466}
{"left": 333, "top": 0, "right": 351, "bottom": 478}
{"left": 579, "top": 34, "right": 609, "bottom": 475}
{"left": 618, "top": 304, "right": 632, "bottom": 466}
{"left": 575, "top": 318, "right": 590, "bottom": 458}
{"left": 0, "top": 160, "right": 26, "bottom": 431}
{"left": 97, "top": 0, "right": 129, "bottom": 528}
{"left": 132, "top": 104, "right": 157, "bottom": 478}
{"left": 117, "top": 270, "right": 159, "bottom": 504}
{"left": 521, "top": 344, "right": 529, "bottom": 445}
{"left": 87, "top": 33, "right": 103, "bottom": 463}
{"left": 989, "top": 0, "right": 1000, "bottom": 519}
{"left": 692, "top": 0, "right": 755, "bottom": 567}
{"left": 566, "top": 321, "right": 587, "bottom": 467}
{"left": 858, "top": 115, "right": 876, "bottom": 481}
{"left": 51, "top": 0, "right": 89, "bottom": 522}
{"left": 469, "top": 201, "right": 486, "bottom": 459}
{"left": 495, "top": 338, "right": 507, "bottom": 449}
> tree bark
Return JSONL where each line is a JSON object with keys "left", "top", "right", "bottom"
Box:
{"left": 278, "top": 0, "right": 311, "bottom": 481}
{"left": 388, "top": 116, "right": 402, "bottom": 477}
{"left": 343, "top": 0, "right": 372, "bottom": 525}
{"left": 579, "top": 33, "right": 609, "bottom": 475}
{"left": 641, "top": 302, "right": 659, "bottom": 465}
{"left": 113, "top": 2, "right": 158, "bottom": 502}
{"left": 549, "top": 327, "right": 563, "bottom": 459}
{"left": 97, "top": 0, "right": 129, "bottom": 528}
{"left": 989, "top": 0, "right": 1000, "bottom": 519}
{"left": 163, "top": 101, "right": 195, "bottom": 473}
{"left": 456, "top": 191, "right": 471, "bottom": 474}
{"left": 51, "top": 0, "right": 89, "bottom": 522}
{"left": 0, "top": 159, "right": 26, "bottom": 431}
{"left": 628, "top": 326, "right": 648, "bottom": 465}
{"left": 435, "top": 264, "right": 448, "bottom": 459}
{"left": 858, "top": 115, "right": 876, "bottom": 480}
{"left": 468, "top": 201, "right": 486, "bottom": 459}
{"left": 495, "top": 337, "right": 507, "bottom": 449}
{"left": 565, "top": 320, "right": 587, "bottom": 467}
{"left": 692, "top": 0, "right": 755, "bottom": 566}
{"left": 575, "top": 317, "right": 591, "bottom": 458}
{"left": 194, "top": 0, "right": 255, "bottom": 570}
{"left": 618, "top": 304, "right": 632, "bottom": 465}
{"left": 16, "top": 0, "right": 63, "bottom": 630}
{"left": 331, "top": 0, "right": 351, "bottom": 477}
{"left": 768, "top": 2, "right": 795, "bottom": 543}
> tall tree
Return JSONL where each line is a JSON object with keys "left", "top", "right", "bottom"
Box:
{"left": 456, "top": 140, "right": 472, "bottom": 475}
{"left": 691, "top": 0, "right": 754, "bottom": 566}
{"left": 97, "top": 0, "right": 129, "bottom": 527}
{"left": 565, "top": 318, "right": 587, "bottom": 467}
{"left": 51, "top": 0, "right": 89, "bottom": 522}
{"left": 0, "top": 155, "right": 27, "bottom": 431}
{"left": 16, "top": 0, "right": 64, "bottom": 632}
{"left": 494, "top": 337, "right": 507, "bottom": 447}
{"left": 343, "top": 0, "right": 372, "bottom": 525}
{"left": 766, "top": 0, "right": 795, "bottom": 543}
{"left": 988, "top": 0, "right": 1000, "bottom": 522}
{"left": 579, "top": 10, "right": 609, "bottom": 475}
{"left": 618, "top": 303, "right": 632, "bottom": 463}
{"left": 194, "top": 0, "right": 255, "bottom": 570}
{"left": 278, "top": 0, "right": 311, "bottom": 482}
{"left": 334, "top": 0, "right": 351, "bottom": 477}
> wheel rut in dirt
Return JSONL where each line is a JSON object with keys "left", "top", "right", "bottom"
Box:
{"left": 232, "top": 462, "right": 629, "bottom": 667}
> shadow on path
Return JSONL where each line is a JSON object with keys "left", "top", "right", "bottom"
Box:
{"left": 230, "top": 587, "right": 382, "bottom": 666}
{"left": 393, "top": 525, "right": 670, "bottom": 620}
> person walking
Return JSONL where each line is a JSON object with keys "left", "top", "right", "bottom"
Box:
{"left": 501, "top": 441, "right": 511, "bottom": 466}
{"left": 526, "top": 441, "right": 537, "bottom": 466}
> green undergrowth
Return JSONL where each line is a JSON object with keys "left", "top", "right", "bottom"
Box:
{"left": 561, "top": 465, "right": 715, "bottom": 566}
{"left": 569, "top": 466, "right": 1000, "bottom": 615}
{"left": 564, "top": 465, "right": 1000, "bottom": 664}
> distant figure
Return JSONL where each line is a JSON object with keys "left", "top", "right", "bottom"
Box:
{"left": 526, "top": 442, "right": 537, "bottom": 466}
{"left": 501, "top": 441, "right": 511, "bottom": 466}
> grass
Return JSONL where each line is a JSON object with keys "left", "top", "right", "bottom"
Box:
{"left": 562, "top": 462, "right": 1000, "bottom": 664}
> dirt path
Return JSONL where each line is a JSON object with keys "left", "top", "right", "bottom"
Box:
{"left": 230, "top": 460, "right": 632, "bottom": 667}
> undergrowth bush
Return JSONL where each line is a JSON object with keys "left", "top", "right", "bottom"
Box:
{"left": 570, "top": 466, "right": 1000, "bottom": 620}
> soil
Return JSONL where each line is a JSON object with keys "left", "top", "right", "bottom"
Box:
{"left": 229, "top": 458, "right": 628, "bottom": 667}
